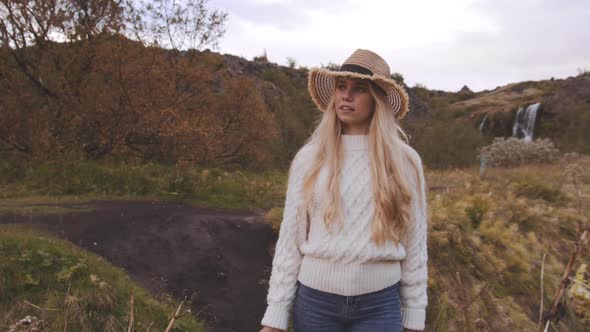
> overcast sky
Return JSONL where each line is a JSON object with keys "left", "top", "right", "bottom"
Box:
{"left": 210, "top": 0, "right": 590, "bottom": 92}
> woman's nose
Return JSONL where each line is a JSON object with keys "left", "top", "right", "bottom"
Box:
{"left": 341, "top": 87, "right": 353, "bottom": 100}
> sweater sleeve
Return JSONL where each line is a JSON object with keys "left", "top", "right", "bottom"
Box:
{"left": 400, "top": 152, "right": 429, "bottom": 330}
{"left": 261, "top": 149, "right": 307, "bottom": 331}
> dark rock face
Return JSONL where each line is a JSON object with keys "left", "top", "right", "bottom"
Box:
{"left": 458, "top": 85, "right": 473, "bottom": 94}
{"left": 456, "top": 85, "right": 475, "bottom": 101}
{"left": 485, "top": 111, "right": 518, "bottom": 138}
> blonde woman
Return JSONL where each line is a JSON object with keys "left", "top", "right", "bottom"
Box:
{"left": 260, "top": 49, "right": 428, "bottom": 332}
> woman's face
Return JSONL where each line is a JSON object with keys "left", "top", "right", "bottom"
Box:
{"left": 333, "top": 77, "right": 375, "bottom": 134}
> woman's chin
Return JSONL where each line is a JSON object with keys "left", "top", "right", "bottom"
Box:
{"left": 337, "top": 112, "right": 356, "bottom": 121}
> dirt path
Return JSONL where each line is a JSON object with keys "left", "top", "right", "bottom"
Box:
{"left": 0, "top": 200, "right": 277, "bottom": 332}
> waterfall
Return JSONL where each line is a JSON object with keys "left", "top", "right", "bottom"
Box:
{"left": 512, "top": 102, "right": 540, "bottom": 143}
{"left": 479, "top": 113, "right": 488, "bottom": 133}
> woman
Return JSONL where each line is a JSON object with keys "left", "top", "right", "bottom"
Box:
{"left": 260, "top": 49, "right": 428, "bottom": 332}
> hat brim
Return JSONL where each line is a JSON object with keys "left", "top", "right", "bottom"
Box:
{"left": 308, "top": 68, "right": 410, "bottom": 120}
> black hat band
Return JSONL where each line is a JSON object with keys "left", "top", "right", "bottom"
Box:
{"left": 339, "top": 64, "right": 373, "bottom": 76}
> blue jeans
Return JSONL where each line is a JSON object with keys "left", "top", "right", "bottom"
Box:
{"left": 293, "top": 280, "right": 402, "bottom": 332}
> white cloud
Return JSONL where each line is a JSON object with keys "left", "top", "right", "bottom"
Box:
{"left": 212, "top": 0, "right": 590, "bottom": 91}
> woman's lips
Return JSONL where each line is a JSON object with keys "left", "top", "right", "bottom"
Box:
{"left": 340, "top": 105, "right": 354, "bottom": 111}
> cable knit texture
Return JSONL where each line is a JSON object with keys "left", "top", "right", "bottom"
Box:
{"left": 261, "top": 134, "right": 428, "bottom": 331}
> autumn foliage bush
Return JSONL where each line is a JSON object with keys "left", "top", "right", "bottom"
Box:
{"left": 0, "top": 0, "right": 289, "bottom": 170}
{"left": 0, "top": 36, "right": 280, "bottom": 169}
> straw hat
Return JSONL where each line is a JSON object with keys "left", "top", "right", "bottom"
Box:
{"left": 308, "top": 49, "right": 410, "bottom": 119}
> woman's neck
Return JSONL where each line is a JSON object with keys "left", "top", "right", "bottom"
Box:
{"left": 341, "top": 126, "right": 369, "bottom": 135}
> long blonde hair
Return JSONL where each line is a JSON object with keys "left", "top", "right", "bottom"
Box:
{"left": 298, "top": 81, "right": 422, "bottom": 247}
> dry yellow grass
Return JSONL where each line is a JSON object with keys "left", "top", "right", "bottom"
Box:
{"left": 424, "top": 154, "right": 589, "bottom": 331}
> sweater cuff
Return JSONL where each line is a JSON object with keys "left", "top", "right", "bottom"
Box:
{"left": 261, "top": 303, "right": 290, "bottom": 331}
{"left": 401, "top": 307, "right": 425, "bottom": 330}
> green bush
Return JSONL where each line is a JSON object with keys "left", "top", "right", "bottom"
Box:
{"left": 0, "top": 160, "right": 27, "bottom": 184}
{"left": 513, "top": 178, "right": 568, "bottom": 203}
{"left": 408, "top": 111, "right": 489, "bottom": 169}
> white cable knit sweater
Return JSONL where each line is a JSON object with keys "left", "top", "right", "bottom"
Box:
{"left": 261, "top": 134, "right": 429, "bottom": 331}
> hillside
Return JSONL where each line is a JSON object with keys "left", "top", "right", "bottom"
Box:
{"left": 444, "top": 74, "right": 590, "bottom": 152}
{"left": 1, "top": 34, "right": 589, "bottom": 331}
{"left": 2, "top": 34, "right": 588, "bottom": 172}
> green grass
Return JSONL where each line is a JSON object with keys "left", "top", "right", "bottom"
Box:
{"left": 0, "top": 160, "right": 289, "bottom": 211}
{"left": 0, "top": 203, "right": 94, "bottom": 216}
{"left": 1, "top": 155, "right": 589, "bottom": 330}
{"left": 0, "top": 225, "right": 205, "bottom": 331}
